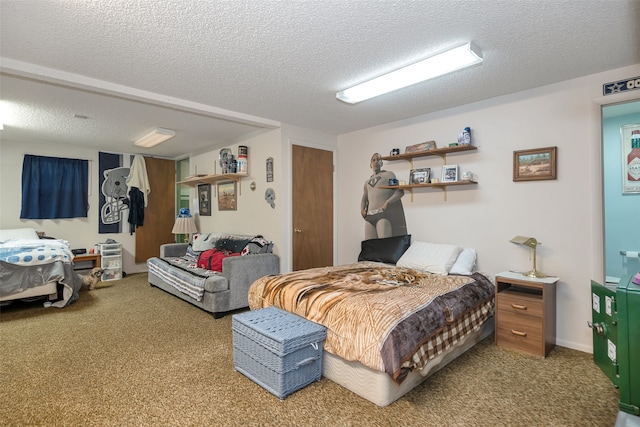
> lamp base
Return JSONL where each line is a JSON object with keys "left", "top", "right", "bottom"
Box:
{"left": 522, "top": 269, "right": 547, "bottom": 279}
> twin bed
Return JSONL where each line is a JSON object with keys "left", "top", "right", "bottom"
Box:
{"left": 0, "top": 228, "right": 81, "bottom": 307}
{"left": 248, "top": 235, "right": 495, "bottom": 406}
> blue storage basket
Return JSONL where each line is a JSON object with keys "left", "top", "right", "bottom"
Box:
{"left": 232, "top": 306, "right": 327, "bottom": 399}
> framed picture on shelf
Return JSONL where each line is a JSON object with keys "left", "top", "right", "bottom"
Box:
{"left": 513, "top": 146, "right": 557, "bottom": 182}
{"left": 197, "top": 184, "right": 211, "bottom": 216}
{"left": 217, "top": 181, "right": 237, "bottom": 211}
{"left": 441, "top": 165, "right": 459, "bottom": 182}
{"left": 409, "top": 167, "right": 431, "bottom": 184}
{"left": 405, "top": 140, "right": 436, "bottom": 153}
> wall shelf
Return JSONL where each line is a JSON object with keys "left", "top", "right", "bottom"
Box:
{"left": 382, "top": 144, "right": 477, "bottom": 168}
{"left": 178, "top": 173, "right": 248, "bottom": 187}
{"left": 178, "top": 173, "right": 248, "bottom": 195}
{"left": 381, "top": 144, "right": 478, "bottom": 201}
{"left": 379, "top": 180, "right": 477, "bottom": 201}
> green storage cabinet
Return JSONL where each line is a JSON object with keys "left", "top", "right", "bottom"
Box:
{"left": 590, "top": 276, "right": 640, "bottom": 415}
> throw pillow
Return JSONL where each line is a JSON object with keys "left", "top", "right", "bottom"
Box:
{"left": 449, "top": 248, "right": 477, "bottom": 275}
{"left": 357, "top": 234, "right": 412, "bottom": 264}
{"left": 215, "top": 236, "right": 251, "bottom": 253}
{"left": 241, "top": 235, "right": 274, "bottom": 255}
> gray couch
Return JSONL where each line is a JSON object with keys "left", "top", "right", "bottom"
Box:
{"left": 147, "top": 237, "right": 279, "bottom": 318}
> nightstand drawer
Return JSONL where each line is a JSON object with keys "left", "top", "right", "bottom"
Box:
{"left": 497, "top": 289, "right": 543, "bottom": 318}
{"left": 496, "top": 310, "right": 543, "bottom": 355}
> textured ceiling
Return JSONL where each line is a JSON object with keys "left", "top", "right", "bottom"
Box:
{"left": 1, "top": 0, "right": 639, "bottom": 158}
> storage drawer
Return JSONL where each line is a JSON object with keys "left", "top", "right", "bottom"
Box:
{"left": 497, "top": 289, "right": 543, "bottom": 318}
{"left": 496, "top": 309, "right": 543, "bottom": 356}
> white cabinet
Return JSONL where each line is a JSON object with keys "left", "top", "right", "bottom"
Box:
{"left": 98, "top": 243, "right": 122, "bottom": 281}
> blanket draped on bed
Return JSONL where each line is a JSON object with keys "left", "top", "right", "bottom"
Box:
{"left": 0, "top": 239, "right": 80, "bottom": 307}
{"left": 248, "top": 262, "right": 494, "bottom": 383}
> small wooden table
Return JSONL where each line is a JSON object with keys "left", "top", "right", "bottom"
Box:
{"left": 73, "top": 253, "right": 101, "bottom": 270}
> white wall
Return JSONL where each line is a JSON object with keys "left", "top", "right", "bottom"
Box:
{"left": 188, "top": 128, "right": 285, "bottom": 261}
{"left": 0, "top": 139, "right": 148, "bottom": 274}
{"left": 337, "top": 63, "right": 640, "bottom": 353}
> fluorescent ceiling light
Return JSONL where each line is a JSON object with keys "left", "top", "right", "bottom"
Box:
{"left": 134, "top": 128, "right": 176, "bottom": 148}
{"left": 336, "top": 42, "right": 483, "bottom": 104}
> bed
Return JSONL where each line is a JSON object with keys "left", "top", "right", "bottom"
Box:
{"left": 248, "top": 235, "right": 495, "bottom": 406}
{"left": 0, "top": 228, "right": 81, "bottom": 308}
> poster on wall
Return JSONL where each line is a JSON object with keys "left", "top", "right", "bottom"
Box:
{"left": 621, "top": 124, "right": 640, "bottom": 194}
{"left": 98, "top": 152, "right": 132, "bottom": 233}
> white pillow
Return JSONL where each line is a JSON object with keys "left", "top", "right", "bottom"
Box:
{"left": 191, "top": 233, "right": 221, "bottom": 252}
{"left": 449, "top": 248, "right": 477, "bottom": 275}
{"left": 0, "top": 228, "right": 40, "bottom": 242}
{"left": 397, "top": 241, "right": 462, "bottom": 275}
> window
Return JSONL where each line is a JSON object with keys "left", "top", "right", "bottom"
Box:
{"left": 20, "top": 155, "right": 88, "bottom": 219}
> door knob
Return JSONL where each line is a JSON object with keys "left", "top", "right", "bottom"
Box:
{"left": 294, "top": 228, "right": 302, "bottom": 233}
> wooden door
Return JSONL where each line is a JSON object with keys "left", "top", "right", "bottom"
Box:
{"left": 134, "top": 157, "right": 176, "bottom": 263}
{"left": 292, "top": 145, "right": 333, "bottom": 270}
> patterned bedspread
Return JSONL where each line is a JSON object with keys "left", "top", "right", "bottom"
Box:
{"left": 248, "top": 262, "right": 494, "bottom": 383}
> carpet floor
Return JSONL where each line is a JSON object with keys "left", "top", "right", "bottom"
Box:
{"left": 0, "top": 273, "right": 619, "bottom": 426}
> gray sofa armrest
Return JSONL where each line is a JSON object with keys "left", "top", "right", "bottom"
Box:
{"left": 160, "top": 243, "right": 188, "bottom": 258}
{"left": 222, "top": 253, "right": 280, "bottom": 309}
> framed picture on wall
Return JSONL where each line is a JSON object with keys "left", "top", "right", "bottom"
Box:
{"left": 621, "top": 124, "right": 640, "bottom": 193}
{"left": 513, "top": 146, "right": 557, "bottom": 182}
{"left": 197, "top": 184, "right": 211, "bottom": 216}
{"left": 217, "top": 181, "right": 237, "bottom": 211}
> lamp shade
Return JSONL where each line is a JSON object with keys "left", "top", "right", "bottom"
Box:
{"left": 171, "top": 208, "right": 198, "bottom": 235}
{"left": 171, "top": 217, "right": 198, "bottom": 235}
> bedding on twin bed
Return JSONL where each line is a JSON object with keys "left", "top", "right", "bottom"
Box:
{"left": 0, "top": 228, "right": 80, "bottom": 307}
{"left": 248, "top": 261, "right": 494, "bottom": 383}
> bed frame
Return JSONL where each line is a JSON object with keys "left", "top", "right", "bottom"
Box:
{"left": 0, "top": 281, "right": 58, "bottom": 303}
{"left": 322, "top": 317, "right": 494, "bottom": 406}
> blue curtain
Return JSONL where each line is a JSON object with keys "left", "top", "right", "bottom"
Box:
{"left": 20, "top": 155, "right": 89, "bottom": 219}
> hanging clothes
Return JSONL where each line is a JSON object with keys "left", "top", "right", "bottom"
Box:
{"left": 127, "top": 155, "right": 150, "bottom": 206}
{"left": 128, "top": 187, "right": 145, "bottom": 234}
{"left": 127, "top": 155, "right": 150, "bottom": 235}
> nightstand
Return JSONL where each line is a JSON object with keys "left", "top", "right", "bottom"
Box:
{"left": 495, "top": 271, "right": 559, "bottom": 357}
{"left": 73, "top": 253, "right": 101, "bottom": 271}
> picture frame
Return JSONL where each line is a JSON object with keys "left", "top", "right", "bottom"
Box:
{"left": 441, "top": 165, "right": 459, "bottom": 182}
{"left": 266, "top": 157, "right": 274, "bottom": 182}
{"left": 409, "top": 167, "right": 431, "bottom": 184}
{"left": 217, "top": 181, "right": 237, "bottom": 211}
{"left": 197, "top": 184, "right": 211, "bottom": 216}
{"left": 621, "top": 124, "right": 640, "bottom": 194}
{"left": 513, "top": 146, "right": 557, "bottom": 182}
{"left": 405, "top": 140, "right": 436, "bottom": 153}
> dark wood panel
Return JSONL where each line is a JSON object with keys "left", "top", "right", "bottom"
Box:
{"left": 135, "top": 157, "right": 175, "bottom": 263}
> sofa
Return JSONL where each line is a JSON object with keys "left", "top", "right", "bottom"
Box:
{"left": 147, "top": 233, "right": 280, "bottom": 318}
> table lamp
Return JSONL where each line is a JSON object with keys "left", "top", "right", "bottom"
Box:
{"left": 510, "top": 235, "right": 546, "bottom": 278}
{"left": 171, "top": 208, "right": 198, "bottom": 243}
